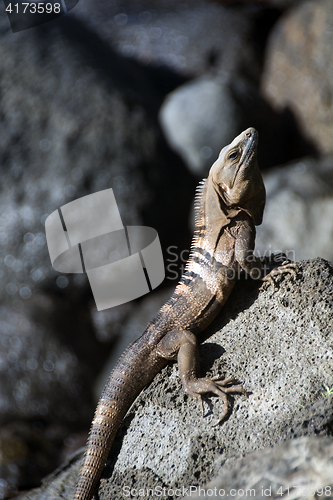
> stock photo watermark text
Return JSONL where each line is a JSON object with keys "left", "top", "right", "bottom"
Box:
{"left": 123, "top": 484, "right": 332, "bottom": 498}
{"left": 165, "top": 246, "right": 296, "bottom": 282}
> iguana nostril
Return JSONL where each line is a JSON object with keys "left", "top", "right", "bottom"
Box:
{"left": 246, "top": 132, "right": 251, "bottom": 137}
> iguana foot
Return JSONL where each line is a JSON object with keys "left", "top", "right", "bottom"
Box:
{"left": 184, "top": 375, "right": 247, "bottom": 425}
{"left": 157, "top": 330, "right": 247, "bottom": 425}
{"left": 262, "top": 261, "right": 298, "bottom": 290}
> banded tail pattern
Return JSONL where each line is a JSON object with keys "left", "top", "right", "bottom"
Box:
{"left": 74, "top": 397, "right": 122, "bottom": 500}
{"left": 74, "top": 343, "right": 153, "bottom": 500}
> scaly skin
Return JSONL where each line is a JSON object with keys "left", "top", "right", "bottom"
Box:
{"left": 74, "top": 127, "right": 294, "bottom": 500}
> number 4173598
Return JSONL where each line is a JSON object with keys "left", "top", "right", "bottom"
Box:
{"left": 5, "top": 3, "right": 61, "bottom": 14}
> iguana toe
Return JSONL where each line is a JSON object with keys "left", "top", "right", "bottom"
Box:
{"left": 184, "top": 376, "right": 247, "bottom": 425}
{"left": 262, "top": 261, "right": 298, "bottom": 290}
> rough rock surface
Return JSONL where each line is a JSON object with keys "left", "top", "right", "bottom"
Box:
{"left": 256, "top": 156, "right": 333, "bottom": 262}
{"left": 17, "top": 258, "right": 333, "bottom": 499}
{"left": 193, "top": 435, "right": 333, "bottom": 499}
{"left": 262, "top": 0, "right": 333, "bottom": 155}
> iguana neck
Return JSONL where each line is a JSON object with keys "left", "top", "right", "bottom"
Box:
{"left": 192, "top": 176, "right": 236, "bottom": 255}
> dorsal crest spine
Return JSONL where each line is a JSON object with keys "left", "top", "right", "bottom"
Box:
{"left": 193, "top": 178, "right": 207, "bottom": 229}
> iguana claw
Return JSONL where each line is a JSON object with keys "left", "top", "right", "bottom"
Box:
{"left": 262, "top": 261, "right": 298, "bottom": 290}
{"left": 187, "top": 375, "right": 247, "bottom": 426}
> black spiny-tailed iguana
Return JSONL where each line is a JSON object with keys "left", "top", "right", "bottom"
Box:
{"left": 74, "top": 127, "right": 295, "bottom": 500}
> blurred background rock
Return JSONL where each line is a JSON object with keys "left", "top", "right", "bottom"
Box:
{"left": 0, "top": 0, "right": 332, "bottom": 497}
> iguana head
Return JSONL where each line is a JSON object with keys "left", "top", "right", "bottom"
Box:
{"left": 209, "top": 127, "right": 266, "bottom": 226}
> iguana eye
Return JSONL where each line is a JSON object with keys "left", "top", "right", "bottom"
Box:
{"left": 228, "top": 150, "right": 238, "bottom": 160}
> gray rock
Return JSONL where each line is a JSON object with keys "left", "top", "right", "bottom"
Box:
{"left": 193, "top": 435, "right": 333, "bottom": 499}
{"left": 159, "top": 74, "right": 304, "bottom": 176}
{"left": 261, "top": 0, "right": 333, "bottom": 155}
{"left": 256, "top": 156, "right": 333, "bottom": 262}
{"left": 159, "top": 75, "right": 242, "bottom": 176}
{"left": 18, "top": 258, "right": 333, "bottom": 499}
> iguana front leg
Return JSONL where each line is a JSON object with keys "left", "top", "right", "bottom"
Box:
{"left": 235, "top": 226, "right": 298, "bottom": 285}
{"left": 156, "top": 330, "right": 246, "bottom": 424}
